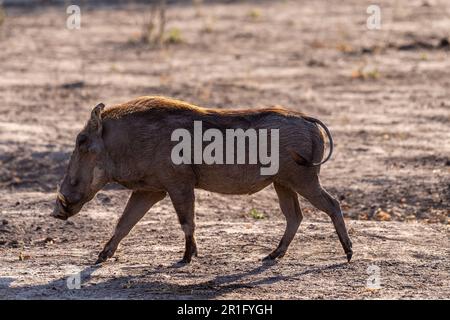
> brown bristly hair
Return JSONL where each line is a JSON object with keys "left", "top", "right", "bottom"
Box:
{"left": 102, "top": 96, "right": 306, "bottom": 120}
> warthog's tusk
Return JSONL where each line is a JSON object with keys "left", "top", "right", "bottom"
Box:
{"left": 57, "top": 193, "right": 69, "bottom": 209}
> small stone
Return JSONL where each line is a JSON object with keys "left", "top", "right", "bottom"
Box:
{"left": 359, "top": 213, "right": 369, "bottom": 220}
{"left": 19, "top": 252, "right": 31, "bottom": 261}
{"left": 44, "top": 237, "right": 54, "bottom": 244}
{"left": 375, "top": 210, "right": 391, "bottom": 221}
{"left": 438, "top": 38, "right": 449, "bottom": 48}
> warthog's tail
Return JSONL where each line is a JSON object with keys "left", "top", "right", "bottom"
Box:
{"left": 290, "top": 116, "right": 334, "bottom": 167}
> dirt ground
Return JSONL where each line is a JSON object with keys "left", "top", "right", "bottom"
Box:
{"left": 0, "top": 0, "right": 449, "bottom": 299}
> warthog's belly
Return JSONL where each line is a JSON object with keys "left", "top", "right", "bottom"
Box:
{"left": 194, "top": 164, "right": 274, "bottom": 195}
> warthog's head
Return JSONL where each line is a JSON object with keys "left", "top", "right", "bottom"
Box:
{"left": 52, "top": 103, "right": 109, "bottom": 220}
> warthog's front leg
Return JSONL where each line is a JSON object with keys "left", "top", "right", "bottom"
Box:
{"left": 168, "top": 187, "right": 197, "bottom": 264}
{"left": 95, "top": 190, "right": 166, "bottom": 264}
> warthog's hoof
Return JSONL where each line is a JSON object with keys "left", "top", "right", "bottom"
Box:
{"left": 346, "top": 251, "right": 353, "bottom": 262}
{"left": 94, "top": 250, "right": 111, "bottom": 265}
{"left": 172, "top": 258, "right": 191, "bottom": 267}
{"left": 262, "top": 250, "right": 285, "bottom": 262}
{"left": 94, "top": 256, "right": 106, "bottom": 265}
{"left": 262, "top": 255, "right": 275, "bottom": 262}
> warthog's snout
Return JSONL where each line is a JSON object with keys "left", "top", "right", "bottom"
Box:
{"left": 51, "top": 193, "right": 72, "bottom": 220}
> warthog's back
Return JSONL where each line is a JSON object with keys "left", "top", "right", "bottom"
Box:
{"left": 103, "top": 96, "right": 306, "bottom": 121}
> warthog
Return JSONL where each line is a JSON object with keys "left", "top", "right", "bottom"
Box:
{"left": 52, "top": 96, "right": 353, "bottom": 264}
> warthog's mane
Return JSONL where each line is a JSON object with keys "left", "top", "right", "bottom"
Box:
{"left": 102, "top": 96, "right": 307, "bottom": 120}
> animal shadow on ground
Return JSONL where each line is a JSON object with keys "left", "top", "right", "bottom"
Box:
{"left": 0, "top": 261, "right": 350, "bottom": 299}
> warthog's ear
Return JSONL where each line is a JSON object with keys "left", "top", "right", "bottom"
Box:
{"left": 89, "top": 103, "right": 105, "bottom": 134}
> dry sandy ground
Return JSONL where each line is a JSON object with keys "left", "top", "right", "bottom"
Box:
{"left": 0, "top": 0, "right": 449, "bottom": 299}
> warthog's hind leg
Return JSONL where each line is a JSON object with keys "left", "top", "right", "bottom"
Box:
{"left": 299, "top": 184, "right": 353, "bottom": 262}
{"left": 95, "top": 190, "right": 166, "bottom": 264}
{"left": 264, "top": 182, "right": 303, "bottom": 261}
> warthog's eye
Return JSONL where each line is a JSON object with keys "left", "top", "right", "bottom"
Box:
{"left": 76, "top": 134, "right": 88, "bottom": 146}
{"left": 69, "top": 178, "right": 79, "bottom": 187}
